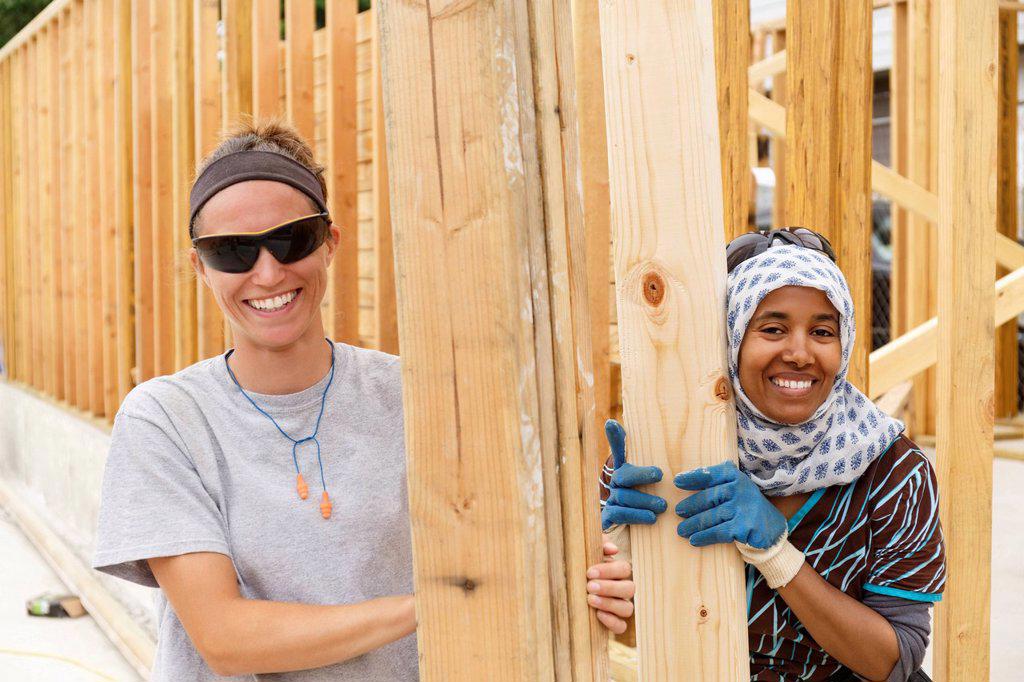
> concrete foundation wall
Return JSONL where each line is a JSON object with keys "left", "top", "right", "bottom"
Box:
{"left": 0, "top": 381, "right": 155, "bottom": 633}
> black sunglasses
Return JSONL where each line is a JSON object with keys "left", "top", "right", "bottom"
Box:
{"left": 725, "top": 227, "right": 836, "bottom": 274}
{"left": 192, "top": 212, "right": 332, "bottom": 273}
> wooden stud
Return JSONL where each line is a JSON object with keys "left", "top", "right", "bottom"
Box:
{"left": 85, "top": 0, "right": 106, "bottom": 414}
{"left": 113, "top": 0, "right": 134, "bottom": 403}
{"left": 785, "top": 2, "right": 873, "bottom": 392}
{"left": 252, "top": 0, "right": 281, "bottom": 120}
{"left": 28, "top": 37, "right": 42, "bottom": 393}
{"left": 0, "top": 60, "right": 8, "bottom": 380}
{"left": 172, "top": 0, "right": 198, "bottom": 372}
{"left": 598, "top": 2, "right": 749, "bottom": 679}
{"left": 73, "top": 2, "right": 91, "bottom": 408}
{"left": 933, "top": 1, "right": 997, "bottom": 679}
{"left": 98, "top": 0, "right": 118, "bottom": 417}
{"left": 770, "top": 29, "right": 787, "bottom": 228}
{"left": 222, "top": 0, "right": 253, "bottom": 128}
{"left": 58, "top": 8, "right": 74, "bottom": 401}
{"left": 325, "top": 0, "right": 358, "bottom": 346}
{"left": 132, "top": 0, "right": 155, "bottom": 383}
{"left": 371, "top": 9, "right": 396, "bottom": 355}
{"left": 996, "top": 10, "right": 1018, "bottom": 418}
{"left": 285, "top": 0, "right": 314, "bottom": 142}
{"left": 890, "top": 0, "right": 909, "bottom": 339}
{"left": 151, "top": 0, "right": 176, "bottom": 377}
{"left": 47, "top": 20, "right": 65, "bottom": 402}
{"left": 11, "top": 48, "right": 23, "bottom": 383}
{"left": 194, "top": 0, "right": 226, "bottom": 359}
{"left": 571, "top": 0, "right": 612, "bottom": 432}
{"left": 36, "top": 31, "right": 53, "bottom": 396}
{"left": 713, "top": 0, "right": 751, "bottom": 240}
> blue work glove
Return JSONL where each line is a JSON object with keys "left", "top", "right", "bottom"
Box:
{"left": 601, "top": 419, "right": 667, "bottom": 531}
{"left": 674, "top": 460, "right": 787, "bottom": 549}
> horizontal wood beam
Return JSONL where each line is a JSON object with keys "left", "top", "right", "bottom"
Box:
{"left": 869, "top": 266, "right": 1024, "bottom": 398}
{"left": 748, "top": 49, "right": 786, "bottom": 85}
{"left": 749, "top": 89, "right": 1024, "bottom": 272}
{"left": 999, "top": 2, "right": 1024, "bottom": 12}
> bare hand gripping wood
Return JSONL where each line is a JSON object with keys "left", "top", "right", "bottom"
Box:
{"left": 597, "top": 2, "right": 750, "bottom": 679}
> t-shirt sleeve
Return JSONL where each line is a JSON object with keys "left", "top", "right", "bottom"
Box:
{"left": 864, "top": 448, "right": 945, "bottom": 603}
{"left": 92, "top": 411, "right": 231, "bottom": 588}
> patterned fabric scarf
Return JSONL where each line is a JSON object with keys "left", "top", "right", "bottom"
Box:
{"left": 726, "top": 243, "right": 904, "bottom": 497}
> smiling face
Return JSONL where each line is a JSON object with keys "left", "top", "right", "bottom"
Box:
{"left": 190, "top": 180, "right": 340, "bottom": 353}
{"left": 737, "top": 285, "right": 842, "bottom": 425}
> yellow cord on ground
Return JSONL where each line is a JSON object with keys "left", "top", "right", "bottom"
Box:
{"left": 0, "top": 647, "right": 121, "bottom": 681}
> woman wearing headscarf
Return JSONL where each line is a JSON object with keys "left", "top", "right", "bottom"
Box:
{"left": 585, "top": 230, "right": 944, "bottom": 682}
{"left": 91, "top": 120, "right": 417, "bottom": 680}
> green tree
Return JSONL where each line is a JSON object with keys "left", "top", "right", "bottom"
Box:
{"left": 0, "top": 0, "right": 51, "bottom": 47}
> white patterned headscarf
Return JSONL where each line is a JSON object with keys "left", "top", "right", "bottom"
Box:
{"left": 726, "top": 243, "right": 904, "bottom": 497}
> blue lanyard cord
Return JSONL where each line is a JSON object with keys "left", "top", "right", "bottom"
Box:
{"left": 224, "top": 339, "right": 336, "bottom": 492}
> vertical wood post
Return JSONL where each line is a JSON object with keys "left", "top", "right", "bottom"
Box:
{"left": 371, "top": 9, "right": 396, "bottom": 355}
{"left": 770, "top": 29, "right": 787, "bottom": 228}
{"left": 598, "top": 2, "right": 749, "bottom": 679}
{"left": 713, "top": 0, "right": 751, "bottom": 241}
{"left": 99, "top": 0, "right": 119, "bottom": 415}
{"left": 784, "top": 1, "right": 873, "bottom": 391}
{"left": 380, "top": 0, "right": 604, "bottom": 678}
{"left": 284, "top": 0, "right": 314, "bottom": 143}
{"left": 132, "top": 0, "right": 154, "bottom": 384}
{"left": 251, "top": 0, "right": 281, "bottom": 120}
{"left": 996, "top": 9, "right": 1018, "bottom": 418}
{"left": 933, "top": 1, "right": 997, "bottom": 679}
{"left": 222, "top": 0, "right": 253, "bottom": 128}
{"left": 890, "top": 0, "right": 909, "bottom": 339}
{"left": 150, "top": 0, "right": 175, "bottom": 378}
{"left": 113, "top": 0, "right": 134, "bottom": 403}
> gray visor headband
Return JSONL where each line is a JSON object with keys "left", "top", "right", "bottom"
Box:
{"left": 188, "top": 150, "right": 328, "bottom": 238}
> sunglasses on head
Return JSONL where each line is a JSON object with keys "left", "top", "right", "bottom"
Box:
{"left": 725, "top": 227, "right": 836, "bottom": 274}
{"left": 191, "top": 212, "right": 332, "bottom": 274}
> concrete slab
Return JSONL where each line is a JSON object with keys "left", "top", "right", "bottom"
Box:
{"left": 0, "top": 508, "right": 141, "bottom": 682}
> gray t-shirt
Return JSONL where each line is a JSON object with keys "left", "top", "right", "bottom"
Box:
{"left": 92, "top": 342, "right": 418, "bottom": 681}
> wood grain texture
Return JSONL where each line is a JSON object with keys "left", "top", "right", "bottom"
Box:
{"left": 113, "top": 0, "right": 134, "bottom": 402}
{"left": 933, "top": 1, "right": 996, "bottom": 679}
{"left": 172, "top": 0, "right": 197, "bottom": 374}
{"left": 285, "top": 0, "right": 315, "bottom": 142}
{"left": 132, "top": 0, "right": 155, "bottom": 383}
{"left": 712, "top": 0, "right": 751, "bottom": 241}
{"left": 770, "top": 30, "right": 786, "bottom": 228}
{"left": 995, "top": 11, "right": 1018, "bottom": 418}
{"left": 73, "top": 1, "right": 90, "bottom": 406}
{"left": 222, "top": 0, "right": 253, "bottom": 127}
{"left": 49, "top": 17, "right": 66, "bottom": 402}
{"left": 785, "top": 1, "right": 873, "bottom": 392}
{"left": 889, "top": 0, "right": 909, "bottom": 341}
{"left": 85, "top": 0, "right": 105, "bottom": 412}
{"left": 99, "top": 0, "right": 119, "bottom": 416}
{"left": 194, "top": 0, "right": 226, "bottom": 360}
{"left": 371, "top": 10, "right": 396, "bottom": 355}
{"left": 571, "top": 0, "right": 612, "bottom": 431}
{"left": 597, "top": 2, "right": 749, "bottom": 679}
{"left": 59, "top": 8, "right": 75, "bottom": 401}
{"left": 150, "top": 0, "right": 175, "bottom": 378}
{"left": 325, "top": 0, "right": 359, "bottom": 346}
{"left": 252, "top": 0, "right": 281, "bottom": 120}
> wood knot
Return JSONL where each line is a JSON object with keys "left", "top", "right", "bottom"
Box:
{"left": 642, "top": 272, "right": 665, "bottom": 307}
{"left": 697, "top": 605, "right": 710, "bottom": 623}
{"left": 714, "top": 376, "right": 731, "bottom": 402}
{"left": 462, "top": 579, "right": 476, "bottom": 592}
{"left": 625, "top": 53, "right": 636, "bottom": 64}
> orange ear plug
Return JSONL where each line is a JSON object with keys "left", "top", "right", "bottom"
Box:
{"left": 320, "top": 491, "right": 332, "bottom": 519}
{"left": 296, "top": 474, "right": 309, "bottom": 500}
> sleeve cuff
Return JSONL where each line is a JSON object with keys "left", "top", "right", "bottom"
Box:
{"left": 736, "top": 533, "right": 805, "bottom": 589}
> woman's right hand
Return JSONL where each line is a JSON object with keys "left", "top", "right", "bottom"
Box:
{"left": 601, "top": 419, "right": 668, "bottom": 530}
{"left": 586, "top": 541, "right": 635, "bottom": 634}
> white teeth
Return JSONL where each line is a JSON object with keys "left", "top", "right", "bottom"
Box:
{"left": 247, "top": 289, "right": 298, "bottom": 312}
{"left": 772, "top": 378, "right": 812, "bottom": 390}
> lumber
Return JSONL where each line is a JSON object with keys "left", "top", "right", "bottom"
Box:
{"left": 770, "top": 30, "right": 786, "bottom": 228}
{"left": 889, "top": 0, "right": 909, "bottom": 343}
{"left": 784, "top": 1, "right": 873, "bottom": 392}
{"left": 252, "top": 0, "right": 281, "bottom": 120}
{"left": 713, "top": 0, "right": 751, "bottom": 240}
{"left": 222, "top": 0, "right": 253, "bottom": 128}
{"left": 933, "top": 3, "right": 997, "bottom": 679}
{"left": 48, "top": 18, "right": 65, "bottom": 402}
{"left": 379, "top": 0, "right": 605, "bottom": 677}
{"left": 874, "top": 381, "right": 913, "bottom": 420}
{"left": 113, "top": 0, "right": 133, "bottom": 403}
{"left": 131, "top": 0, "right": 155, "bottom": 383}
{"left": 38, "top": 28, "right": 55, "bottom": 397}
{"left": 598, "top": 2, "right": 749, "bottom": 679}
{"left": 150, "top": 0, "right": 175, "bottom": 377}
{"left": 325, "top": 0, "right": 359, "bottom": 346}
{"left": 59, "top": 7, "right": 75, "bottom": 402}
{"left": 25, "top": 37, "right": 38, "bottom": 392}
{"left": 748, "top": 49, "right": 786, "bottom": 85}
{"left": 285, "top": 0, "right": 315, "bottom": 142}
{"left": 571, "top": 0, "right": 612, "bottom": 430}
{"left": 0, "top": 61, "right": 8, "bottom": 381}
{"left": 371, "top": 10, "right": 397, "bottom": 355}
{"left": 996, "top": 12, "right": 1018, "bottom": 417}
{"left": 99, "top": 0, "right": 119, "bottom": 417}
{"left": 73, "top": 1, "right": 89, "bottom": 408}
{"left": 85, "top": 1, "right": 105, "bottom": 412}
{"left": 194, "top": 0, "right": 225, "bottom": 360}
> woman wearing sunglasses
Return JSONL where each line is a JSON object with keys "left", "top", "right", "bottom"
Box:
{"left": 91, "top": 120, "right": 417, "bottom": 680}
{"left": 586, "top": 229, "right": 944, "bottom": 682}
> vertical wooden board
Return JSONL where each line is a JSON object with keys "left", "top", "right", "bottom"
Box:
{"left": 26, "top": 38, "right": 41, "bottom": 392}
{"left": 0, "top": 60, "right": 7, "bottom": 379}
{"left": 132, "top": 0, "right": 155, "bottom": 383}
{"left": 172, "top": 0, "right": 197, "bottom": 372}
{"left": 933, "top": 1, "right": 996, "bottom": 679}
{"left": 571, "top": 0, "right": 612, "bottom": 433}
{"left": 72, "top": 0, "right": 90, "bottom": 408}
{"left": 252, "top": 0, "right": 281, "bottom": 119}
{"left": 113, "top": 0, "right": 134, "bottom": 403}
{"left": 325, "top": 0, "right": 358, "bottom": 346}
{"left": 379, "top": 0, "right": 559, "bottom": 678}
{"left": 12, "top": 49, "right": 25, "bottom": 383}
{"left": 99, "top": 0, "right": 119, "bottom": 416}
{"left": 151, "top": 0, "right": 176, "bottom": 377}
{"left": 785, "top": 2, "right": 873, "bottom": 392}
{"left": 712, "top": 0, "right": 751, "bottom": 241}
{"left": 194, "top": 0, "right": 226, "bottom": 359}
{"left": 59, "top": 7, "right": 76, "bottom": 402}
{"left": 47, "top": 20, "right": 66, "bottom": 401}
{"left": 597, "top": 3, "right": 749, "bottom": 680}
{"left": 995, "top": 11, "right": 1017, "bottom": 418}
{"left": 39, "top": 26, "right": 56, "bottom": 399}
{"left": 770, "top": 30, "right": 786, "bottom": 228}
{"left": 285, "top": 1, "right": 315, "bottom": 148}
{"left": 222, "top": 0, "right": 253, "bottom": 127}
{"left": 85, "top": 0, "right": 105, "bottom": 414}
{"left": 890, "top": 0, "right": 910, "bottom": 339}
{"left": 371, "top": 10, "right": 396, "bottom": 355}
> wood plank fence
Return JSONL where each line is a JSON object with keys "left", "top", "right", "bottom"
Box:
{"left": 0, "top": 0, "right": 388, "bottom": 422}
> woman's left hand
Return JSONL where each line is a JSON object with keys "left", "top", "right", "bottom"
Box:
{"left": 674, "top": 460, "right": 787, "bottom": 549}
{"left": 585, "top": 542, "right": 635, "bottom": 634}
